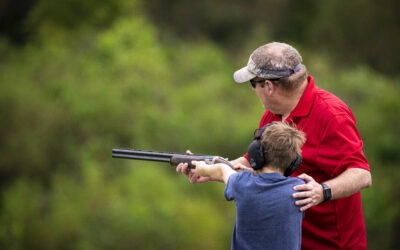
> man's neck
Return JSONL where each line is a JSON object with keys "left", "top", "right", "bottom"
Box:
{"left": 278, "top": 80, "right": 308, "bottom": 120}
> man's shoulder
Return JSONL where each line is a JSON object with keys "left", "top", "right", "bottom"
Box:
{"left": 313, "top": 85, "right": 349, "bottom": 107}
{"left": 311, "top": 87, "right": 354, "bottom": 122}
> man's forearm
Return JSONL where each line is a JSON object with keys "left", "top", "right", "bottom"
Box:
{"left": 324, "top": 168, "right": 372, "bottom": 199}
{"left": 293, "top": 168, "right": 372, "bottom": 211}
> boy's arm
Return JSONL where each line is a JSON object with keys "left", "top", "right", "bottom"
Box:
{"left": 192, "top": 161, "right": 236, "bottom": 184}
{"left": 230, "top": 156, "right": 251, "bottom": 168}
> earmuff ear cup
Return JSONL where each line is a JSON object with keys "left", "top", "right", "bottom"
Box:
{"left": 248, "top": 124, "right": 270, "bottom": 171}
{"left": 283, "top": 156, "right": 302, "bottom": 177}
{"left": 247, "top": 140, "right": 265, "bottom": 170}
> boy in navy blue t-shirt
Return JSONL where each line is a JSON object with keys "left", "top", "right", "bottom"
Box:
{"left": 191, "top": 122, "right": 306, "bottom": 250}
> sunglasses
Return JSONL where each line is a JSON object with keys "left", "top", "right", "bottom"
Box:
{"left": 250, "top": 78, "right": 281, "bottom": 88}
{"left": 250, "top": 78, "right": 266, "bottom": 88}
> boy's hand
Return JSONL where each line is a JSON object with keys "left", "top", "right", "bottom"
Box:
{"left": 176, "top": 162, "right": 213, "bottom": 184}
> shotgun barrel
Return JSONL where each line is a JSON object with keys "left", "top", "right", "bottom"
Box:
{"left": 112, "top": 148, "right": 233, "bottom": 168}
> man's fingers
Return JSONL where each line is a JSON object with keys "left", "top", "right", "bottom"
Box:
{"left": 299, "top": 203, "right": 313, "bottom": 212}
{"left": 292, "top": 181, "right": 324, "bottom": 211}
{"left": 295, "top": 197, "right": 312, "bottom": 205}
{"left": 293, "top": 190, "right": 312, "bottom": 199}
{"left": 297, "top": 173, "right": 314, "bottom": 182}
{"left": 293, "top": 183, "right": 310, "bottom": 191}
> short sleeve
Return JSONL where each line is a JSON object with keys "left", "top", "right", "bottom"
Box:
{"left": 317, "top": 114, "right": 370, "bottom": 177}
{"left": 224, "top": 172, "right": 240, "bottom": 201}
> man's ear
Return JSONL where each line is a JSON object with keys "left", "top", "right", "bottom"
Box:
{"left": 265, "top": 81, "right": 272, "bottom": 92}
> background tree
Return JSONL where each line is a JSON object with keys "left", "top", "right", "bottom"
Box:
{"left": 1, "top": 0, "right": 399, "bottom": 249}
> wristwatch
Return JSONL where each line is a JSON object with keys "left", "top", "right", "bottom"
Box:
{"left": 321, "top": 183, "right": 332, "bottom": 202}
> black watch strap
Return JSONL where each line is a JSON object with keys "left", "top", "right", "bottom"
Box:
{"left": 321, "top": 183, "right": 332, "bottom": 202}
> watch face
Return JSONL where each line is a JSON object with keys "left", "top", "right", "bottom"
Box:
{"left": 322, "top": 184, "right": 332, "bottom": 201}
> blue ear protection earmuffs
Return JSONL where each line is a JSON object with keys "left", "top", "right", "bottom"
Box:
{"left": 247, "top": 124, "right": 302, "bottom": 177}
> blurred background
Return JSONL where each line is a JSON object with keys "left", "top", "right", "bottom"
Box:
{"left": 1, "top": 0, "right": 399, "bottom": 249}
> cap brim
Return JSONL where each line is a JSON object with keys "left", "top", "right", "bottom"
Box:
{"left": 233, "top": 66, "right": 256, "bottom": 83}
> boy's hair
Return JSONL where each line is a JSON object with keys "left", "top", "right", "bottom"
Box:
{"left": 261, "top": 122, "right": 306, "bottom": 171}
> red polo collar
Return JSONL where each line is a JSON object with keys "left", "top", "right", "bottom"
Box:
{"left": 288, "top": 75, "right": 316, "bottom": 119}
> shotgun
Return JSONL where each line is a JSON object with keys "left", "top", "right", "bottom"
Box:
{"left": 112, "top": 148, "right": 233, "bottom": 169}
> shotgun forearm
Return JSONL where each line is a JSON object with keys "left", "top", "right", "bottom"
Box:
{"left": 112, "top": 148, "right": 233, "bottom": 168}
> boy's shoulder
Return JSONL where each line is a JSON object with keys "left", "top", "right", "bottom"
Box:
{"left": 287, "top": 176, "right": 306, "bottom": 187}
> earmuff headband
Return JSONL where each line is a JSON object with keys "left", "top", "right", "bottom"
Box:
{"left": 247, "top": 123, "right": 302, "bottom": 176}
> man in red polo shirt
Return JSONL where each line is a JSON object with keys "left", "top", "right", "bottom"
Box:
{"left": 177, "top": 42, "right": 372, "bottom": 249}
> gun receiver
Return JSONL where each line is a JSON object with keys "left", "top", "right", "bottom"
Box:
{"left": 112, "top": 148, "right": 233, "bottom": 169}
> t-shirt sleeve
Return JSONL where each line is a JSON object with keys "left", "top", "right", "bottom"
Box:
{"left": 224, "top": 172, "right": 240, "bottom": 201}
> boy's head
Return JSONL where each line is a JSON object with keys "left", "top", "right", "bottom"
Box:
{"left": 248, "top": 122, "right": 306, "bottom": 174}
{"left": 261, "top": 122, "right": 306, "bottom": 172}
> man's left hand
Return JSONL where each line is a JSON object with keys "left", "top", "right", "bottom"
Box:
{"left": 292, "top": 173, "right": 324, "bottom": 211}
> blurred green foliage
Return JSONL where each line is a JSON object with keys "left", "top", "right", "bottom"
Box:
{"left": 0, "top": 0, "right": 399, "bottom": 249}
{"left": 143, "top": 0, "right": 400, "bottom": 76}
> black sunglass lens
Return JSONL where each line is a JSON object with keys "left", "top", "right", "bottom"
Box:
{"left": 250, "top": 79, "right": 257, "bottom": 88}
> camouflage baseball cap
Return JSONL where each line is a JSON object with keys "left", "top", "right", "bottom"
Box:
{"left": 233, "top": 42, "right": 303, "bottom": 83}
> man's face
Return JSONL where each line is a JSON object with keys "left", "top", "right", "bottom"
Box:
{"left": 251, "top": 80, "right": 270, "bottom": 110}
